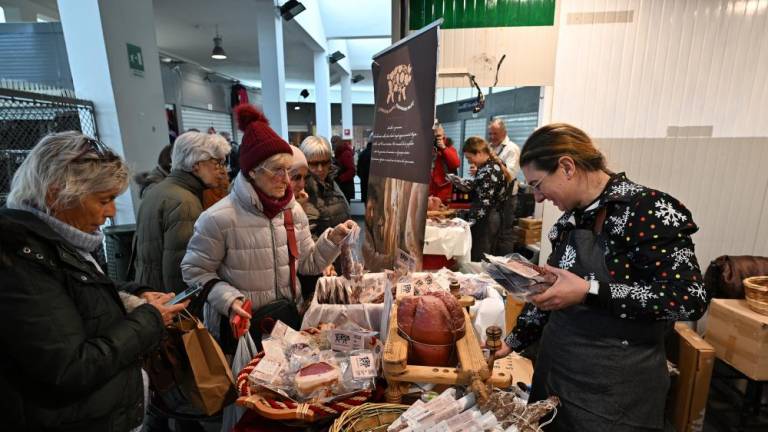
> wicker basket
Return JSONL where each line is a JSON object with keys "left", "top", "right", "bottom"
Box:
{"left": 744, "top": 276, "right": 768, "bottom": 316}
{"left": 329, "top": 402, "right": 409, "bottom": 432}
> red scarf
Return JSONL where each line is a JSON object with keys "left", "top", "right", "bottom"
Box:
{"left": 250, "top": 180, "right": 294, "bottom": 219}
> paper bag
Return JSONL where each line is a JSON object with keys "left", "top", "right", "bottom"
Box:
{"left": 179, "top": 318, "right": 238, "bottom": 415}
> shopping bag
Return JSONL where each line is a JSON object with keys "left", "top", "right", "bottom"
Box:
{"left": 179, "top": 314, "right": 238, "bottom": 415}
{"left": 221, "top": 333, "right": 258, "bottom": 431}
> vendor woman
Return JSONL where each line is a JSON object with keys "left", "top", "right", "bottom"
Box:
{"left": 495, "top": 124, "right": 709, "bottom": 431}
{"left": 449, "top": 136, "right": 512, "bottom": 261}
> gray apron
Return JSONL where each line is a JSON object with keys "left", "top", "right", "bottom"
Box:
{"left": 530, "top": 208, "right": 670, "bottom": 431}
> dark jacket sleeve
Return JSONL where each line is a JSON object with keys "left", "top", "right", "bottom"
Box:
{"left": 504, "top": 303, "right": 550, "bottom": 351}
{"left": 162, "top": 200, "right": 200, "bottom": 293}
{"left": 0, "top": 259, "right": 164, "bottom": 395}
{"left": 590, "top": 192, "right": 708, "bottom": 321}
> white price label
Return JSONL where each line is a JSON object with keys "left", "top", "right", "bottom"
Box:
{"left": 350, "top": 353, "right": 377, "bottom": 379}
{"left": 329, "top": 330, "right": 366, "bottom": 352}
{"left": 270, "top": 320, "right": 298, "bottom": 341}
{"left": 396, "top": 282, "right": 414, "bottom": 299}
{"left": 261, "top": 339, "right": 283, "bottom": 360}
{"left": 397, "top": 248, "right": 417, "bottom": 273}
{"left": 251, "top": 357, "right": 283, "bottom": 382}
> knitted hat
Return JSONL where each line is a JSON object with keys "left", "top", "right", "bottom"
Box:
{"left": 235, "top": 104, "right": 293, "bottom": 174}
{"left": 290, "top": 146, "right": 308, "bottom": 172}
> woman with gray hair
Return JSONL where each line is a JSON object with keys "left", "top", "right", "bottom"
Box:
{"left": 0, "top": 131, "right": 186, "bottom": 431}
{"left": 300, "top": 135, "right": 351, "bottom": 241}
{"left": 134, "top": 131, "right": 231, "bottom": 295}
{"left": 182, "top": 105, "right": 354, "bottom": 351}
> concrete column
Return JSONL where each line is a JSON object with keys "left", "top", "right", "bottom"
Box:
{"left": 313, "top": 51, "right": 331, "bottom": 139}
{"left": 255, "top": 0, "right": 288, "bottom": 139}
{"left": 340, "top": 72, "right": 353, "bottom": 140}
{"left": 58, "top": 0, "right": 169, "bottom": 224}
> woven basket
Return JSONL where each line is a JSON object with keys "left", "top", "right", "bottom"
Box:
{"left": 744, "top": 276, "right": 768, "bottom": 316}
{"left": 235, "top": 352, "right": 372, "bottom": 423}
{"left": 329, "top": 402, "right": 409, "bottom": 432}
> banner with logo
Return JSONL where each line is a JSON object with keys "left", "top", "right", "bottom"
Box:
{"left": 362, "top": 21, "right": 440, "bottom": 272}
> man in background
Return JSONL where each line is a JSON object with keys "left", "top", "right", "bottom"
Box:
{"left": 487, "top": 119, "right": 520, "bottom": 255}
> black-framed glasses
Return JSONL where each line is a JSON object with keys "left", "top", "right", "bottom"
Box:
{"left": 71, "top": 138, "right": 119, "bottom": 163}
{"left": 202, "top": 158, "right": 227, "bottom": 170}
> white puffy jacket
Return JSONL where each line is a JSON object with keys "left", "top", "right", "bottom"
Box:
{"left": 181, "top": 173, "right": 340, "bottom": 336}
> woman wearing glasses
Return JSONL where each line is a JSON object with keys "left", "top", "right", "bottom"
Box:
{"left": 134, "top": 131, "right": 231, "bottom": 296}
{"left": 0, "top": 132, "right": 186, "bottom": 431}
{"left": 182, "top": 105, "right": 354, "bottom": 349}
{"left": 299, "top": 135, "right": 352, "bottom": 242}
{"left": 448, "top": 136, "right": 513, "bottom": 261}
{"left": 495, "top": 124, "right": 709, "bottom": 431}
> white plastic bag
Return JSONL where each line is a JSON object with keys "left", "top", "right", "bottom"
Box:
{"left": 220, "top": 332, "right": 257, "bottom": 432}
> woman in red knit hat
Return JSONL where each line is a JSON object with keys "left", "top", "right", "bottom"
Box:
{"left": 181, "top": 103, "right": 355, "bottom": 349}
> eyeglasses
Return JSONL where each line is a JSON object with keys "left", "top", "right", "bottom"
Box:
{"left": 529, "top": 172, "right": 552, "bottom": 193}
{"left": 202, "top": 158, "right": 227, "bottom": 169}
{"left": 259, "top": 166, "right": 290, "bottom": 179}
{"left": 72, "top": 138, "right": 119, "bottom": 164}
{"left": 307, "top": 159, "right": 331, "bottom": 169}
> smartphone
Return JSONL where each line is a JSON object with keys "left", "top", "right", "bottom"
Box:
{"left": 165, "top": 284, "right": 203, "bottom": 306}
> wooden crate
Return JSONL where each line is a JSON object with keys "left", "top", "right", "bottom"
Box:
{"left": 668, "top": 323, "right": 715, "bottom": 432}
{"left": 704, "top": 299, "right": 768, "bottom": 380}
{"left": 518, "top": 217, "right": 543, "bottom": 229}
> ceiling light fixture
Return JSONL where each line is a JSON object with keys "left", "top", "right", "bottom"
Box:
{"left": 351, "top": 74, "right": 365, "bottom": 83}
{"left": 279, "top": 0, "right": 306, "bottom": 21}
{"left": 328, "top": 51, "right": 346, "bottom": 64}
{"left": 211, "top": 25, "right": 227, "bottom": 60}
{"left": 294, "top": 105, "right": 301, "bottom": 111}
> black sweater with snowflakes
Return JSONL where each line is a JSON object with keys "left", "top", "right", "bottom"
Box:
{"left": 504, "top": 173, "right": 709, "bottom": 351}
{"left": 453, "top": 160, "right": 507, "bottom": 225}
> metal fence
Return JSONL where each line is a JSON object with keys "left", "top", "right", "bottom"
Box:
{"left": 0, "top": 87, "right": 98, "bottom": 206}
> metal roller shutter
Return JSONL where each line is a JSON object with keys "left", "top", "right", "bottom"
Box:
{"left": 493, "top": 112, "right": 539, "bottom": 148}
{"left": 461, "top": 117, "right": 488, "bottom": 176}
{"left": 180, "top": 106, "right": 235, "bottom": 139}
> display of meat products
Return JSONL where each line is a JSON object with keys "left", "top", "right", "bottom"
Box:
{"left": 295, "top": 361, "right": 339, "bottom": 396}
{"left": 397, "top": 291, "right": 466, "bottom": 366}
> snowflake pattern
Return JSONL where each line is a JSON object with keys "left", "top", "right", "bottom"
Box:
{"left": 504, "top": 332, "right": 523, "bottom": 350}
{"left": 519, "top": 307, "right": 546, "bottom": 326}
{"left": 558, "top": 244, "right": 576, "bottom": 269}
{"left": 548, "top": 225, "right": 559, "bottom": 242}
{"left": 610, "top": 181, "right": 645, "bottom": 197}
{"left": 665, "top": 305, "right": 694, "bottom": 321}
{"left": 465, "top": 160, "right": 507, "bottom": 225}
{"left": 629, "top": 284, "right": 659, "bottom": 307}
{"left": 670, "top": 247, "right": 695, "bottom": 270}
{"left": 610, "top": 283, "right": 632, "bottom": 299}
{"left": 584, "top": 272, "right": 597, "bottom": 282}
{"left": 687, "top": 282, "right": 707, "bottom": 302}
{"left": 608, "top": 206, "right": 631, "bottom": 236}
{"left": 654, "top": 198, "right": 687, "bottom": 227}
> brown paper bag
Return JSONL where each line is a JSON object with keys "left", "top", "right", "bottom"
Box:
{"left": 178, "top": 317, "right": 237, "bottom": 415}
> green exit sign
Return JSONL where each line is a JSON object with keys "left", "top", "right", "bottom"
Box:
{"left": 127, "top": 43, "right": 144, "bottom": 77}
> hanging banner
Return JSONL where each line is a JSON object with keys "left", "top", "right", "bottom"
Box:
{"left": 363, "top": 20, "right": 441, "bottom": 272}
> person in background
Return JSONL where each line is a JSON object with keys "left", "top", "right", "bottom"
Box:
{"left": 448, "top": 137, "right": 511, "bottom": 261}
{"left": 182, "top": 104, "right": 354, "bottom": 350}
{"left": 133, "top": 144, "right": 172, "bottom": 198}
{"left": 495, "top": 124, "right": 709, "bottom": 431}
{"left": 488, "top": 118, "right": 521, "bottom": 255}
{"left": 300, "top": 135, "right": 352, "bottom": 241}
{"left": 220, "top": 131, "right": 240, "bottom": 181}
{"left": 134, "top": 132, "right": 231, "bottom": 295}
{"left": 429, "top": 125, "right": 460, "bottom": 203}
{"left": 332, "top": 135, "right": 356, "bottom": 202}
{"left": 357, "top": 134, "right": 373, "bottom": 203}
{"left": 0, "top": 132, "right": 185, "bottom": 432}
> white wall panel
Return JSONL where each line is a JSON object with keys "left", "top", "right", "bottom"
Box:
{"left": 539, "top": 0, "right": 768, "bottom": 269}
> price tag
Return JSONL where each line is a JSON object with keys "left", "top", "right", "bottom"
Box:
{"left": 396, "top": 282, "right": 414, "bottom": 299}
{"left": 329, "top": 330, "right": 366, "bottom": 352}
{"left": 261, "top": 338, "right": 284, "bottom": 360}
{"left": 250, "top": 357, "right": 283, "bottom": 383}
{"left": 396, "top": 248, "right": 417, "bottom": 273}
{"left": 350, "top": 352, "right": 377, "bottom": 380}
{"left": 270, "top": 320, "right": 298, "bottom": 341}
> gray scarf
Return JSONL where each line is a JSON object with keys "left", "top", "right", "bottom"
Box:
{"left": 6, "top": 202, "right": 104, "bottom": 253}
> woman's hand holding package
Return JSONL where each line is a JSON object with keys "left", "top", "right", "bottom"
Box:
{"left": 229, "top": 298, "right": 252, "bottom": 334}
{"left": 529, "top": 264, "right": 589, "bottom": 311}
{"left": 146, "top": 293, "right": 189, "bottom": 325}
{"left": 328, "top": 220, "right": 357, "bottom": 245}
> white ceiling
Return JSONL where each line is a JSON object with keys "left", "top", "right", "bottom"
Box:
{"left": 152, "top": 0, "right": 391, "bottom": 92}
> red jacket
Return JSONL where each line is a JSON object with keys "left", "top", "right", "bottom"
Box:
{"left": 334, "top": 144, "right": 355, "bottom": 183}
{"left": 429, "top": 145, "right": 460, "bottom": 202}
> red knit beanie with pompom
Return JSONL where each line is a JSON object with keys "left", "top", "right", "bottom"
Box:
{"left": 235, "top": 103, "right": 293, "bottom": 175}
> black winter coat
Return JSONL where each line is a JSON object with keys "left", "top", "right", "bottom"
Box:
{"left": 0, "top": 209, "right": 165, "bottom": 432}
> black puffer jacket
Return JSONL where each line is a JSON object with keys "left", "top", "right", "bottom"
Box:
{"left": 0, "top": 209, "right": 164, "bottom": 432}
